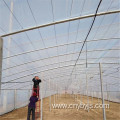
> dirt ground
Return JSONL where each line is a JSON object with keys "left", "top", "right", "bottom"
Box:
{"left": 0, "top": 94, "right": 120, "bottom": 120}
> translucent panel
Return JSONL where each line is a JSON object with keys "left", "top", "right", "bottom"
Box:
{"left": 0, "top": 0, "right": 120, "bottom": 116}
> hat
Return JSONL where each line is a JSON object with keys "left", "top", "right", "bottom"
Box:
{"left": 33, "top": 92, "right": 37, "bottom": 97}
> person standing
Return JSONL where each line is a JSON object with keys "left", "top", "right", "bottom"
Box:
{"left": 27, "top": 92, "right": 38, "bottom": 120}
{"left": 32, "top": 76, "right": 42, "bottom": 97}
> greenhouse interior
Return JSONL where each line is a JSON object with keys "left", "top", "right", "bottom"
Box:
{"left": 0, "top": 0, "right": 120, "bottom": 120}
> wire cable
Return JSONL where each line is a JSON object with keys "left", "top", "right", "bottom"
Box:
{"left": 67, "top": 0, "right": 103, "bottom": 89}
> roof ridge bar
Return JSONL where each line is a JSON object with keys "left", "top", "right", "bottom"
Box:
{"left": 1, "top": 10, "right": 120, "bottom": 38}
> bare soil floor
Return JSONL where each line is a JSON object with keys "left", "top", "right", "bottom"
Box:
{"left": 0, "top": 94, "right": 120, "bottom": 120}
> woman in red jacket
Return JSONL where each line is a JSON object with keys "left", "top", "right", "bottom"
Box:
{"left": 27, "top": 92, "right": 38, "bottom": 120}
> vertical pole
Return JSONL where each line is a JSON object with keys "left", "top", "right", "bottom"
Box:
{"left": 58, "top": 89, "right": 60, "bottom": 99}
{"left": 40, "top": 83, "right": 43, "bottom": 120}
{"left": 0, "top": 37, "right": 3, "bottom": 90}
{"left": 3, "top": 90, "right": 7, "bottom": 111}
{"left": 56, "top": 80, "right": 57, "bottom": 100}
{"left": 99, "top": 63, "right": 106, "bottom": 120}
{"left": 14, "top": 89, "right": 16, "bottom": 109}
{"left": 80, "top": 92, "right": 82, "bottom": 103}
{"left": 65, "top": 87, "right": 66, "bottom": 98}
{"left": 7, "top": 0, "right": 13, "bottom": 76}
{"left": 60, "top": 89, "right": 61, "bottom": 98}
{"left": 85, "top": 41, "right": 89, "bottom": 111}
{"left": 92, "top": 87, "right": 93, "bottom": 104}
{"left": 28, "top": 89, "right": 31, "bottom": 105}
{"left": 54, "top": 81, "right": 55, "bottom": 104}
{"left": 77, "top": 94, "right": 78, "bottom": 101}
{"left": 57, "top": 88, "right": 58, "bottom": 99}
{"left": 106, "top": 79, "right": 109, "bottom": 104}
{"left": 98, "top": 88, "right": 100, "bottom": 103}
{"left": 80, "top": 79, "right": 82, "bottom": 103}
{"left": 86, "top": 71, "right": 89, "bottom": 112}
{"left": 49, "top": 79, "right": 51, "bottom": 111}
{"left": 54, "top": 93, "right": 55, "bottom": 104}
{"left": 80, "top": 80, "right": 82, "bottom": 103}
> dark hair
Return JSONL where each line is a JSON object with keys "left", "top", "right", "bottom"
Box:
{"left": 35, "top": 76, "right": 38, "bottom": 78}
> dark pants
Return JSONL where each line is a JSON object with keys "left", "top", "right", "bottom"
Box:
{"left": 27, "top": 107, "right": 35, "bottom": 120}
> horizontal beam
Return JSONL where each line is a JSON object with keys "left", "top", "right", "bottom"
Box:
{"left": 2, "top": 48, "right": 120, "bottom": 71}
{"left": 3, "top": 65, "right": 118, "bottom": 87}
{"left": 1, "top": 62, "right": 119, "bottom": 84}
{"left": 2, "top": 56, "right": 119, "bottom": 79}
{"left": 1, "top": 88, "right": 119, "bottom": 92}
{"left": 2, "top": 65, "right": 118, "bottom": 88}
{"left": 1, "top": 10, "right": 120, "bottom": 37}
{"left": 3, "top": 37, "right": 119, "bottom": 59}
{"left": 3, "top": 74, "right": 119, "bottom": 89}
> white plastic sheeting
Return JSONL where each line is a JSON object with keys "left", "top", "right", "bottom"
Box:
{"left": 0, "top": 0, "right": 120, "bottom": 115}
